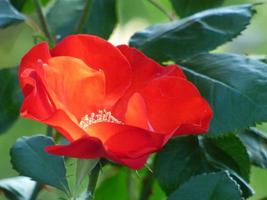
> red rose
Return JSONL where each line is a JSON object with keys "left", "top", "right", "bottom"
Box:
{"left": 19, "top": 34, "right": 212, "bottom": 169}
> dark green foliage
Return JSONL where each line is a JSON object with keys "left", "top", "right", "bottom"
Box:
{"left": 180, "top": 53, "right": 267, "bottom": 135}
{"left": 10, "top": 135, "right": 69, "bottom": 192}
{"left": 130, "top": 4, "right": 255, "bottom": 62}
{"left": 47, "top": 0, "right": 117, "bottom": 40}
{"left": 0, "top": 1, "right": 266, "bottom": 199}
{"left": 154, "top": 136, "right": 212, "bottom": 194}
{"left": 168, "top": 171, "right": 242, "bottom": 200}
{"left": 10, "top": 0, "right": 27, "bottom": 11}
{"left": 85, "top": 0, "right": 117, "bottom": 39}
{"left": 204, "top": 135, "right": 250, "bottom": 181}
{"left": 0, "top": 68, "right": 21, "bottom": 134}
{"left": 154, "top": 135, "right": 253, "bottom": 198}
{"left": 10, "top": 0, "right": 51, "bottom": 13}
{"left": 239, "top": 128, "right": 267, "bottom": 168}
{"left": 170, "top": 0, "right": 224, "bottom": 17}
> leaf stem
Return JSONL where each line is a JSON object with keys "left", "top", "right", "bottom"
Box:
{"left": 147, "top": 0, "right": 174, "bottom": 21}
{"left": 25, "top": 16, "right": 44, "bottom": 35}
{"left": 127, "top": 169, "right": 136, "bottom": 200}
{"left": 138, "top": 171, "right": 154, "bottom": 200}
{"left": 46, "top": 126, "right": 53, "bottom": 137}
{"left": 32, "top": 0, "right": 55, "bottom": 44}
{"left": 86, "top": 163, "right": 101, "bottom": 200}
{"left": 75, "top": 0, "right": 93, "bottom": 33}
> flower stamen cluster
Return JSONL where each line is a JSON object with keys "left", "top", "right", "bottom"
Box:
{"left": 79, "top": 109, "right": 123, "bottom": 130}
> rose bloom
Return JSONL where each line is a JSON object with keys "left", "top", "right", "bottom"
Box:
{"left": 19, "top": 34, "right": 212, "bottom": 169}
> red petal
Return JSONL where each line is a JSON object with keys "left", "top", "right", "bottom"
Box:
{"left": 45, "top": 136, "right": 105, "bottom": 158}
{"left": 20, "top": 70, "right": 86, "bottom": 141}
{"left": 20, "top": 54, "right": 87, "bottom": 141}
{"left": 124, "top": 93, "right": 150, "bottom": 130}
{"left": 44, "top": 110, "right": 86, "bottom": 141}
{"left": 20, "top": 70, "right": 56, "bottom": 120}
{"left": 87, "top": 123, "right": 166, "bottom": 158}
{"left": 19, "top": 42, "right": 51, "bottom": 94}
{"left": 44, "top": 56, "right": 105, "bottom": 120}
{"left": 117, "top": 45, "right": 186, "bottom": 94}
{"left": 165, "top": 64, "right": 186, "bottom": 78}
{"left": 113, "top": 45, "right": 186, "bottom": 119}
{"left": 46, "top": 136, "right": 149, "bottom": 169}
{"left": 108, "top": 153, "right": 149, "bottom": 170}
{"left": 51, "top": 35, "right": 131, "bottom": 107}
{"left": 174, "top": 106, "right": 212, "bottom": 135}
{"left": 140, "top": 76, "right": 213, "bottom": 134}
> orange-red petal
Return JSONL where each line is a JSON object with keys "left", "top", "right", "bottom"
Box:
{"left": 173, "top": 106, "right": 212, "bottom": 135}
{"left": 20, "top": 69, "right": 56, "bottom": 120}
{"left": 45, "top": 136, "right": 105, "bottom": 158}
{"left": 113, "top": 45, "right": 187, "bottom": 120}
{"left": 124, "top": 93, "right": 150, "bottom": 130}
{"left": 19, "top": 42, "right": 50, "bottom": 74}
{"left": 108, "top": 153, "right": 149, "bottom": 170}
{"left": 46, "top": 122, "right": 163, "bottom": 169}
{"left": 51, "top": 35, "right": 132, "bottom": 107}
{"left": 117, "top": 45, "right": 186, "bottom": 94}
{"left": 87, "top": 123, "right": 166, "bottom": 158}
{"left": 43, "top": 56, "right": 105, "bottom": 120}
{"left": 19, "top": 45, "right": 87, "bottom": 141}
{"left": 140, "top": 76, "right": 213, "bottom": 134}
{"left": 45, "top": 136, "right": 149, "bottom": 169}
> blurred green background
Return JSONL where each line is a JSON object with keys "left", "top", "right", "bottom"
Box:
{"left": 0, "top": 0, "right": 267, "bottom": 199}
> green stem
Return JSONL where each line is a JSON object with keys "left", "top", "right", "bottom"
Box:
{"left": 127, "top": 169, "right": 136, "bottom": 200}
{"left": 139, "top": 172, "right": 154, "bottom": 200}
{"left": 86, "top": 163, "right": 101, "bottom": 200}
{"left": 147, "top": 0, "right": 174, "bottom": 21}
{"left": 46, "top": 126, "right": 53, "bottom": 137}
{"left": 32, "top": 0, "right": 55, "bottom": 44}
{"left": 75, "top": 0, "right": 93, "bottom": 33}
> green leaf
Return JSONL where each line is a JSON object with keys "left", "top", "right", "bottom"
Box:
{"left": 154, "top": 136, "right": 212, "bottom": 194}
{"left": 149, "top": 181, "right": 166, "bottom": 200}
{"left": 10, "top": 0, "right": 27, "bottom": 11}
{"left": 0, "top": 176, "right": 36, "bottom": 200}
{"left": 95, "top": 168, "right": 128, "bottom": 200}
{"left": 201, "top": 135, "right": 254, "bottom": 197}
{"left": 168, "top": 171, "right": 242, "bottom": 200}
{"left": 239, "top": 128, "right": 267, "bottom": 168}
{"left": 47, "top": 0, "right": 117, "bottom": 40}
{"left": 230, "top": 173, "right": 255, "bottom": 198}
{"left": 180, "top": 53, "right": 267, "bottom": 136}
{"left": 85, "top": 0, "right": 117, "bottom": 39}
{"left": 170, "top": 0, "right": 224, "bottom": 18}
{"left": 203, "top": 135, "right": 250, "bottom": 181}
{"left": 154, "top": 135, "right": 253, "bottom": 198}
{"left": 129, "top": 4, "right": 255, "bottom": 62}
{"left": 76, "top": 159, "right": 99, "bottom": 189}
{"left": 65, "top": 158, "right": 88, "bottom": 199}
{"left": 0, "top": 0, "right": 25, "bottom": 28}
{"left": 46, "top": 0, "right": 82, "bottom": 39}
{"left": 10, "top": 0, "right": 51, "bottom": 13}
{"left": 10, "top": 135, "right": 69, "bottom": 193}
{"left": 0, "top": 68, "right": 21, "bottom": 134}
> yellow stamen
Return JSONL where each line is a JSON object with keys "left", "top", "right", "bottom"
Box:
{"left": 79, "top": 109, "right": 123, "bottom": 130}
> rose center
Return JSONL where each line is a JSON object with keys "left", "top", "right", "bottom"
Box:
{"left": 79, "top": 109, "right": 123, "bottom": 130}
